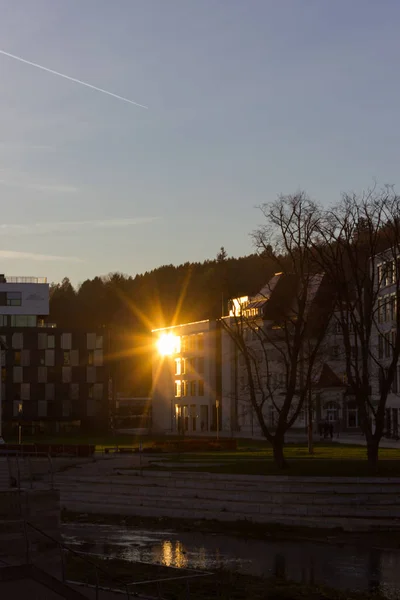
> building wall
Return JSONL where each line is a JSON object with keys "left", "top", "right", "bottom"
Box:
{"left": 0, "top": 281, "right": 49, "bottom": 317}
{"left": 152, "top": 320, "right": 221, "bottom": 434}
{"left": 1, "top": 328, "right": 110, "bottom": 434}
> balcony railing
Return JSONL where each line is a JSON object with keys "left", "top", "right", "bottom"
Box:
{"left": 4, "top": 276, "right": 47, "bottom": 284}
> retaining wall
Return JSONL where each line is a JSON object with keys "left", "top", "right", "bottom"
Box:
{"left": 58, "top": 470, "right": 400, "bottom": 532}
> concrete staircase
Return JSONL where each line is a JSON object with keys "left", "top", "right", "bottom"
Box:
{"left": 57, "top": 468, "right": 400, "bottom": 531}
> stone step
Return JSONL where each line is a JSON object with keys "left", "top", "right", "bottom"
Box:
{"left": 60, "top": 487, "right": 400, "bottom": 520}
{"left": 57, "top": 479, "right": 400, "bottom": 507}
{"left": 63, "top": 499, "right": 400, "bottom": 532}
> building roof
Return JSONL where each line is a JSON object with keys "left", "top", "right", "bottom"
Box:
{"left": 315, "top": 363, "right": 344, "bottom": 389}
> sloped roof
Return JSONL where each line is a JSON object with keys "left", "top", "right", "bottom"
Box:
{"left": 315, "top": 363, "right": 344, "bottom": 389}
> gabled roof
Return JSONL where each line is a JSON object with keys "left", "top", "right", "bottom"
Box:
{"left": 315, "top": 363, "right": 344, "bottom": 389}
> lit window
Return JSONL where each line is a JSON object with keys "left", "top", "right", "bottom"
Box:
{"left": 175, "top": 358, "right": 181, "bottom": 376}
{"left": 174, "top": 380, "right": 182, "bottom": 397}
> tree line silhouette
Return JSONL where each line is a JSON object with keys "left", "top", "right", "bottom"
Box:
{"left": 49, "top": 250, "right": 276, "bottom": 395}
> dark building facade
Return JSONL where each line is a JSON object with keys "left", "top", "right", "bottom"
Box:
{"left": 1, "top": 327, "right": 110, "bottom": 435}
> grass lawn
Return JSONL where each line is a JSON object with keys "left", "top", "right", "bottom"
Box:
{"left": 5, "top": 433, "right": 400, "bottom": 476}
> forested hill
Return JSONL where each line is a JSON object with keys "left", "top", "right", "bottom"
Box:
{"left": 48, "top": 251, "right": 274, "bottom": 395}
{"left": 49, "top": 251, "right": 275, "bottom": 332}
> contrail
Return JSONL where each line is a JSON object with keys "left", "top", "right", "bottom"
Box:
{"left": 0, "top": 49, "right": 148, "bottom": 109}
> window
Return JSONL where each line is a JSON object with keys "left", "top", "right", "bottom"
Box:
{"left": 12, "top": 332, "right": 23, "bottom": 349}
{"left": 198, "top": 380, "right": 204, "bottom": 396}
{"left": 45, "top": 349, "right": 55, "bottom": 367}
{"left": 13, "top": 366, "right": 22, "bottom": 383}
{"left": 62, "top": 367, "right": 72, "bottom": 383}
{"left": 188, "top": 357, "right": 196, "bottom": 373}
{"left": 70, "top": 383, "right": 79, "bottom": 400}
{"left": 20, "top": 383, "right": 30, "bottom": 400}
{"left": 10, "top": 315, "right": 36, "bottom": 327}
{"left": 189, "top": 336, "right": 196, "bottom": 352}
{"left": 191, "top": 404, "right": 197, "bottom": 431}
{"left": 38, "top": 333, "right": 47, "bottom": 350}
{"left": 14, "top": 351, "right": 21, "bottom": 366}
{"left": 181, "top": 337, "right": 187, "bottom": 353}
{"left": 1, "top": 367, "right": 6, "bottom": 382}
{"left": 0, "top": 315, "right": 7, "bottom": 327}
{"left": 198, "top": 357, "right": 205, "bottom": 374}
{"left": 7, "top": 292, "right": 21, "bottom": 306}
{"left": 88, "top": 351, "right": 94, "bottom": 365}
{"left": 63, "top": 351, "right": 70, "bottom": 366}
{"left": 181, "top": 358, "right": 186, "bottom": 375}
{"left": 95, "top": 335, "right": 103, "bottom": 349}
{"left": 334, "top": 321, "right": 342, "bottom": 335}
{"left": 45, "top": 383, "right": 55, "bottom": 401}
{"left": 88, "top": 384, "right": 94, "bottom": 398}
{"left": 87, "top": 366, "right": 96, "bottom": 383}
{"left": 174, "top": 380, "right": 182, "bottom": 397}
{"left": 47, "top": 335, "right": 55, "bottom": 349}
{"left": 13, "top": 401, "right": 23, "bottom": 417}
{"left": 181, "top": 380, "right": 188, "bottom": 397}
{"left": 190, "top": 381, "right": 197, "bottom": 396}
{"left": 38, "top": 367, "right": 47, "bottom": 383}
{"left": 175, "top": 358, "right": 181, "bottom": 376}
{"left": 61, "top": 333, "right": 72, "bottom": 350}
{"left": 38, "top": 401, "right": 47, "bottom": 417}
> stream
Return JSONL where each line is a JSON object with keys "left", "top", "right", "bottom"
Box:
{"left": 62, "top": 522, "right": 400, "bottom": 599}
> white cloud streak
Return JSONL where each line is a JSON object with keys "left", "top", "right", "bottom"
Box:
{"left": 0, "top": 217, "right": 157, "bottom": 236}
{"left": 0, "top": 250, "right": 82, "bottom": 262}
{"left": 0, "top": 49, "right": 148, "bottom": 109}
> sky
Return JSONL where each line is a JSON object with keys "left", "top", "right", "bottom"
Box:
{"left": 0, "top": 1, "right": 400, "bottom": 285}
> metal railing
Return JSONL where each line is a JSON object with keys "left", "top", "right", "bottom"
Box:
{"left": 5, "top": 276, "right": 47, "bottom": 284}
{"left": 5, "top": 452, "right": 54, "bottom": 490}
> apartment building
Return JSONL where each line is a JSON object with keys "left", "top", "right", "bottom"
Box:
{"left": 0, "top": 275, "right": 110, "bottom": 436}
{"left": 152, "top": 320, "right": 221, "bottom": 434}
{"left": 151, "top": 273, "right": 360, "bottom": 437}
{"left": 374, "top": 253, "right": 400, "bottom": 436}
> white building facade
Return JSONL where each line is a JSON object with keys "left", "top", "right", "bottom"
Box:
{"left": 152, "top": 320, "right": 221, "bottom": 434}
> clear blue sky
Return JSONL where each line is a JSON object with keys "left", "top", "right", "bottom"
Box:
{"left": 0, "top": 0, "right": 399, "bottom": 285}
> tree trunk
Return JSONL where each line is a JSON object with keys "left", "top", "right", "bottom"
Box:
{"left": 366, "top": 437, "right": 379, "bottom": 471}
{"left": 272, "top": 439, "right": 288, "bottom": 469}
{"left": 307, "top": 423, "right": 314, "bottom": 455}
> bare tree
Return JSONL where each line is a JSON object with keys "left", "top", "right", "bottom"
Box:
{"left": 221, "top": 193, "right": 335, "bottom": 468}
{"left": 315, "top": 186, "right": 400, "bottom": 467}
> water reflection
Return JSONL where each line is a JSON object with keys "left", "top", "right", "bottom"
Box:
{"left": 62, "top": 523, "right": 400, "bottom": 599}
